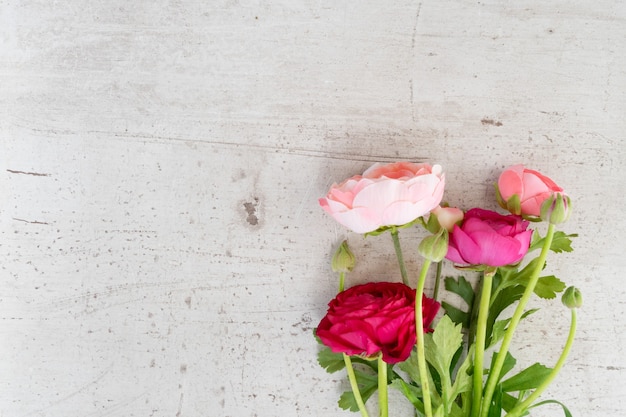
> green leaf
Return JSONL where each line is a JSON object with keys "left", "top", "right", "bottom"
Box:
{"left": 391, "top": 379, "right": 424, "bottom": 413}
{"left": 317, "top": 347, "right": 346, "bottom": 373}
{"left": 501, "top": 392, "right": 520, "bottom": 412}
{"left": 530, "top": 399, "right": 573, "bottom": 417}
{"left": 501, "top": 363, "right": 553, "bottom": 392}
{"left": 529, "top": 231, "right": 577, "bottom": 253}
{"left": 398, "top": 349, "right": 422, "bottom": 385}
{"left": 486, "top": 285, "right": 524, "bottom": 345}
{"left": 489, "top": 320, "right": 509, "bottom": 347}
{"left": 487, "top": 384, "right": 503, "bottom": 417}
{"left": 534, "top": 275, "right": 566, "bottom": 299}
{"left": 488, "top": 351, "right": 517, "bottom": 382}
{"left": 337, "top": 368, "right": 379, "bottom": 411}
{"left": 450, "top": 345, "right": 474, "bottom": 398}
{"left": 445, "top": 276, "right": 475, "bottom": 306}
{"left": 442, "top": 302, "right": 470, "bottom": 328}
{"left": 425, "top": 316, "right": 464, "bottom": 379}
{"left": 424, "top": 316, "right": 464, "bottom": 415}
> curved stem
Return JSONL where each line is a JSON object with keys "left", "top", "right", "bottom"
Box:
{"left": 471, "top": 270, "right": 495, "bottom": 417}
{"left": 338, "top": 271, "right": 346, "bottom": 292}
{"left": 344, "top": 354, "right": 370, "bottom": 417}
{"left": 391, "top": 227, "right": 410, "bottom": 285}
{"left": 378, "top": 356, "right": 388, "bottom": 417}
{"left": 481, "top": 224, "right": 556, "bottom": 417}
{"left": 505, "top": 308, "right": 577, "bottom": 417}
{"left": 415, "top": 259, "right": 433, "bottom": 417}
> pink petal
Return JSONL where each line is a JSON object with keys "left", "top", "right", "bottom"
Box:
{"left": 469, "top": 230, "right": 524, "bottom": 266}
{"left": 450, "top": 225, "right": 483, "bottom": 265}
{"left": 498, "top": 165, "right": 524, "bottom": 201}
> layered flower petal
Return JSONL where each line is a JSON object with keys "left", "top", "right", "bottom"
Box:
{"left": 319, "top": 162, "right": 445, "bottom": 233}
{"left": 497, "top": 165, "right": 565, "bottom": 217}
{"left": 316, "top": 282, "right": 440, "bottom": 364}
{"left": 446, "top": 208, "right": 532, "bottom": 267}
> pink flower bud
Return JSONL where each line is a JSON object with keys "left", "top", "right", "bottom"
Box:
{"left": 431, "top": 206, "right": 464, "bottom": 232}
{"left": 497, "top": 165, "right": 565, "bottom": 218}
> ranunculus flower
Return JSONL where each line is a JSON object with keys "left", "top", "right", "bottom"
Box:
{"left": 316, "top": 282, "right": 440, "bottom": 364}
{"left": 319, "top": 162, "right": 445, "bottom": 234}
{"left": 446, "top": 208, "right": 532, "bottom": 267}
{"left": 497, "top": 165, "right": 565, "bottom": 217}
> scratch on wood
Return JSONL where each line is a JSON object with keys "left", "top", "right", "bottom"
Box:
{"left": 12, "top": 217, "right": 49, "bottom": 225}
{"left": 411, "top": 3, "right": 422, "bottom": 50}
{"left": 481, "top": 118, "right": 503, "bottom": 127}
{"left": 7, "top": 169, "right": 50, "bottom": 177}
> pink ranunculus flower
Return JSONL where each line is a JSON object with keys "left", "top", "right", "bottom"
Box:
{"left": 319, "top": 162, "right": 445, "bottom": 233}
{"left": 446, "top": 208, "right": 533, "bottom": 267}
{"left": 497, "top": 165, "right": 565, "bottom": 217}
{"left": 316, "top": 282, "right": 440, "bottom": 364}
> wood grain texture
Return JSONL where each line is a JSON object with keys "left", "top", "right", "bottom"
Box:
{"left": 1, "top": 1, "right": 625, "bottom": 416}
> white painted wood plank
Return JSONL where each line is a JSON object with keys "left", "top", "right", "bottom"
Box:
{"left": 1, "top": 1, "right": 625, "bottom": 416}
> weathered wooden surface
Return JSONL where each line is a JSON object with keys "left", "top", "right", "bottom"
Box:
{"left": 1, "top": 1, "right": 625, "bottom": 416}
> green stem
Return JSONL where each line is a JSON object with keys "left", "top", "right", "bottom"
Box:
{"left": 344, "top": 354, "right": 370, "bottom": 417}
{"left": 391, "top": 227, "right": 410, "bottom": 285}
{"left": 505, "top": 308, "right": 577, "bottom": 417}
{"left": 338, "top": 271, "right": 346, "bottom": 292}
{"left": 378, "top": 356, "right": 388, "bottom": 417}
{"left": 433, "top": 261, "right": 443, "bottom": 301}
{"left": 415, "top": 259, "right": 434, "bottom": 417}
{"left": 480, "top": 223, "right": 556, "bottom": 417}
{"left": 338, "top": 269, "right": 368, "bottom": 416}
{"left": 471, "top": 270, "right": 495, "bottom": 417}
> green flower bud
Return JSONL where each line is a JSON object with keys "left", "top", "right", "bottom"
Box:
{"left": 540, "top": 193, "right": 572, "bottom": 224}
{"left": 331, "top": 240, "right": 356, "bottom": 273}
{"left": 418, "top": 228, "right": 449, "bottom": 262}
{"left": 562, "top": 286, "right": 583, "bottom": 309}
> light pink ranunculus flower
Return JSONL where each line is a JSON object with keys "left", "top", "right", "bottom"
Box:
{"left": 497, "top": 165, "right": 565, "bottom": 217}
{"left": 319, "top": 162, "right": 445, "bottom": 233}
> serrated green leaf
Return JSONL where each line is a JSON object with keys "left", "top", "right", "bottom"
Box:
{"left": 424, "top": 316, "right": 464, "bottom": 415}
{"left": 337, "top": 368, "right": 378, "bottom": 411}
{"left": 533, "top": 275, "right": 566, "bottom": 299}
{"left": 317, "top": 347, "right": 346, "bottom": 373}
{"left": 499, "top": 258, "right": 543, "bottom": 288}
{"left": 424, "top": 316, "right": 464, "bottom": 378}
{"left": 445, "top": 276, "right": 475, "bottom": 306}
{"left": 442, "top": 302, "right": 470, "bottom": 328}
{"left": 501, "top": 363, "right": 553, "bottom": 392}
{"left": 529, "top": 231, "right": 577, "bottom": 253}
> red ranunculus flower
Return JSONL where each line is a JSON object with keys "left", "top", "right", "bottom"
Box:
{"left": 316, "top": 282, "right": 440, "bottom": 364}
{"left": 446, "top": 208, "right": 532, "bottom": 267}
